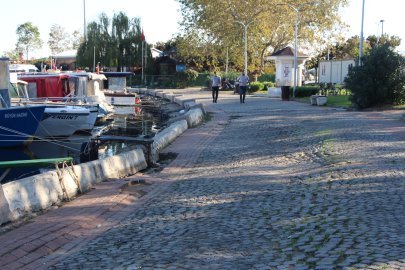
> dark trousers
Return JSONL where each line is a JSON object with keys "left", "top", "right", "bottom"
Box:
{"left": 212, "top": 86, "right": 219, "bottom": 101}
{"left": 240, "top": 86, "right": 247, "bottom": 102}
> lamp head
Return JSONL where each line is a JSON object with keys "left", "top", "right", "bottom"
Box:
{"left": 380, "top": 20, "right": 385, "bottom": 23}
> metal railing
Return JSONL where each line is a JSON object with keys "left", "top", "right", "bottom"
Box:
{"left": 127, "top": 75, "right": 175, "bottom": 89}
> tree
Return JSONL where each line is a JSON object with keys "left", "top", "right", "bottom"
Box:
{"left": 175, "top": 0, "right": 349, "bottom": 80}
{"left": 174, "top": 68, "right": 198, "bottom": 88}
{"left": 345, "top": 45, "right": 405, "bottom": 109}
{"left": 155, "top": 36, "right": 180, "bottom": 52}
{"left": 76, "top": 12, "right": 151, "bottom": 72}
{"left": 367, "top": 34, "right": 401, "bottom": 50}
{"left": 16, "top": 22, "right": 43, "bottom": 60}
{"left": 71, "top": 29, "right": 84, "bottom": 49}
{"left": 48, "top": 24, "right": 71, "bottom": 54}
{"left": 1, "top": 48, "right": 22, "bottom": 60}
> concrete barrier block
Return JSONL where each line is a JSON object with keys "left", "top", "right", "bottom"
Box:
{"left": 156, "top": 92, "right": 165, "bottom": 98}
{"left": 154, "top": 91, "right": 163, "bottom": 97}
{"left": 1, "top": 149, "right": 147, "bottom": 224}
{"left": 147, "top": 90, "right": 155, "bottom": 96}
{"left": 171, "top": 94, "right": 183, "bottom": 102}
{"left": 151, "top": 120, "right": 188, "bottom": 162}
{"left": 0, "top": 185, "right": 13, "bottom": 225}
{"left": 166, "top": 107, "right": 203, "bottom": 127}
{"left": 186, "top": 108, "right": 203, "bottom": 126}
{"left": 127, "top": 88, "right": 140, "bottom": 94}
{"left": 163, "top": 93, "right": 173, "bottom": 100}
{"left": 186, "top": 103, "right": 206, "bottom": 115}
{"left": 177, "top": 99, "right": 196, "bottom": 109}
{"left": 2, "top": 171, "right": 63, "bottom": 221}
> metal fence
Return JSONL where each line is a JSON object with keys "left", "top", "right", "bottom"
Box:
{"left": 127, "top": 75, "right": 175, "bottom": 89}
{"left": 305, "top": 83, "right": 351, "bottom": 96}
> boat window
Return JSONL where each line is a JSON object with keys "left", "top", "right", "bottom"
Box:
{"left": 27, "top": 82, "right": 37, "bottom": 98}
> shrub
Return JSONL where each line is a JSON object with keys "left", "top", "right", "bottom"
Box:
{"left": 174, "top": 69, "right": 198, "bottom": 88}
{"left": 345, "top": 45, "right": 405, "bottom": 109}
{"left": 290, "top": 86, "right": 320, "bottom": 97}
{"left": 248, "top": 82, "right": 264, "bottom": 93}
{"left": 163, "top": 79, "right": 173, "bottom": 88}
{"left": 205, "top": 75, "right": 212, "bottom": 88}
{"left": 262, "top": 81, "right": 275, "bottom": 90}
{"left": 257, "top": 74, "right": 275, "bottom": 83}
{"left": 219, "top": 69, "right": 241, "bottom": 81}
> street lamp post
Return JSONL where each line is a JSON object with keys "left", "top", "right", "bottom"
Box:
{"left": 380, "top": 20, "right": 385, "bottom": 36}
{"left": 232, "top": 20, "right": 260, "bottom": 74}
{"left": 359, "top": 0, "right": 365, "bottom": 66}
{"left": 278, "top": 2, "right": 314, "bottom": 98}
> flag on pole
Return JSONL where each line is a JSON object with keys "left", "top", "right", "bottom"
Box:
{"left": 97, "top": 63, "right": 100, "bottom": 73}
{"left": 142, "top": 29, "right": 144, "bottom": 41}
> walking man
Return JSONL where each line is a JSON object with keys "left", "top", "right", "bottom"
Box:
{"left": 211, "top": 71, "right": 221, "bottom": 103}
{"left": 237, "top": 71, "right": 250, "bottom": 103}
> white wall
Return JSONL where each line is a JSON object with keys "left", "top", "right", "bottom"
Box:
{"left": 319, "top": 59, "right": 355, "bottom": 84}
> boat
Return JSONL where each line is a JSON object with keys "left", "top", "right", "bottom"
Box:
{"left": 100, "top": 72, "right": 138, "bottom": 105}
{"left": 0, "top": 58, "right": 46, "bottom": 147}
{"left": 68, "top": 72, "right": 114, "bottom": 114}
{"left": 14, "top": 74, "right": 93, "bottom": 139}
{"left": 35, "top": 105, "right": 90, "bottom": 139}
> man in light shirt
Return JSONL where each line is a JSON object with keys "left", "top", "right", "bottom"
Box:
{"left": 237, "top": 71, "right": 250, "bottom": 103}
{"left": 211, "top": 71, "right": 221, "bottom": 103}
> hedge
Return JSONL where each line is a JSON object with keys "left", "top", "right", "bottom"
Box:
{"left": 289, "top": 86, "right": 319, "bottom": 97}
{"left": 257, "top": 74, "right": 275, "bottom": 83}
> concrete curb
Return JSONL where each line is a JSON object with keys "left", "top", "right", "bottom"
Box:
{"left": 151, "top": 120, "right": 188, "bottom": 162}
{"left": 1, "top": 149, "right": 147, "bottom": 223}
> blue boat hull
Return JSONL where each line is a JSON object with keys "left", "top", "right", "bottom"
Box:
{"left": 0, "top": 105, "right": 46, "bottom": 148}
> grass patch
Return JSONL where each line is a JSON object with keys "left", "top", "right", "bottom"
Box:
{"left": 25, "top": 216, "right": 34, "bottom": 222}
{"left": 162, "top": 98, "right": 171, "bottom": 102}
{"left": 296, "top": 95, "right": 354, "bottom": 107}
{"left": 203, "top": 111, "right": 215, "bottom": 122}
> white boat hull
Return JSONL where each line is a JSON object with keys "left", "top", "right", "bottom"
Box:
{"left": 104, "top": 92, "right": 136, "bottom": 105}
{"left": 75, "top": 106, "right": 98, "bottom": 135}
{"left": 36, "top": 106, "right": 90, "bottom": 138}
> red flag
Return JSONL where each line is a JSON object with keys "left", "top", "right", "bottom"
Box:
{"left": 97, "top": 63, "right": 100, "bottom": 73}
{"left": 142, "top": 29, "right": 144, "bottom": 41}
{"left": 53, "top": 60, "right": 56, "bottom": 70}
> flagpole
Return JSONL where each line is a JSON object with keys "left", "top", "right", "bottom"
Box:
{"left": 145, "top": 37, "right": 147, "bottom": 86}
{"left": 142, "top": 38, "right": 144, "bottom": 85}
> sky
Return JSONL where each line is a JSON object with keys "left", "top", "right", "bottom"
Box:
{"left": 0, "top": 0, "right": 404, "bottom": 59}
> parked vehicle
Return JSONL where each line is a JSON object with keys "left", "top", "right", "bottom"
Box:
{"left": 9, "top": 64, "right": 40, "bottom": 73}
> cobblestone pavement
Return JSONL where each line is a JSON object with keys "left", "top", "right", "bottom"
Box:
{"left": 24, "top": 90, "right": 405, "bottom": 269}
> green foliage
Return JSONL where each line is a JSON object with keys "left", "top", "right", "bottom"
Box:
{"left": 345, "top": 45, "right": 405, "bottom": 109}
{"left": 219, "top": 68, "right": 241, "bottom": 81}
{"left": 248, "top": 82, "right": 264, "bottom": 93}
{"left": 163, "top": 79, "right": 173, "bottom": 88}
{"left": 48, "top": 24, "right": 70, "bottom": 54}
{"left": 290, "top": 86, "right": 320, "bottom": 97}
{"left": 155, "top": 36, "right": 181, "bottom": 52}
{"left": 262, "top": 81, "right": 275, "bottom": 90}
{"left": 367, "top": 34, "right": 401, "bottom": 50}
{"left": 174, "top": 69, "right": 198, "bottom": 88}
{"left": 205, "top": 75, "right": 212, "bottom": 88}
{"left": 15, "top": 22, "right": 43, "bottom": 60}
{"left": 76, "top": 12, "right": 152, "bottom": 72}
{"left": 188, "top": 73, "right": 209, "bottom": 87}
{"left": 257, "top": 74, "right": 275, "bottom": 83}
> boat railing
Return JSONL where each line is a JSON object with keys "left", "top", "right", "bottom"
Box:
{"left": 0, "top": 94, "right": 9, "bottom": 108}
{"left": 12, "top": 95, "right": 90, "bottom": 108}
